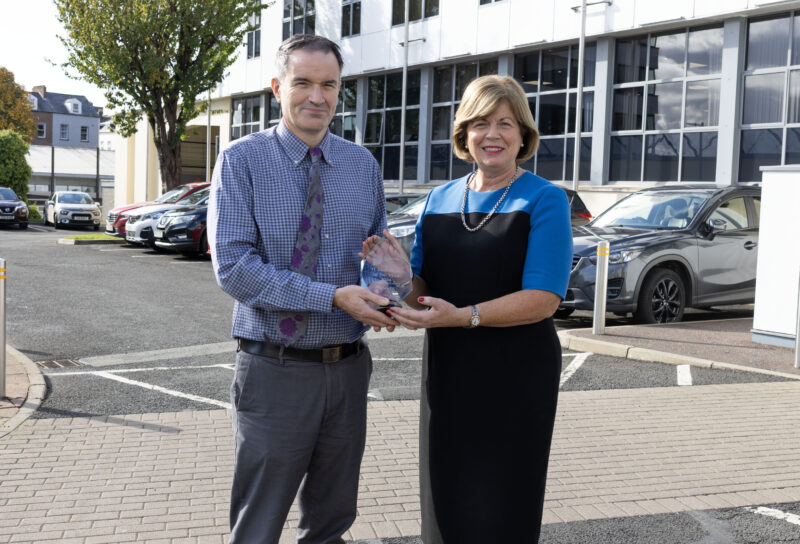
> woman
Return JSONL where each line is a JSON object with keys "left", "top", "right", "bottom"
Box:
{"left": 365, "top": 75, "right": 572, "bottom": 542}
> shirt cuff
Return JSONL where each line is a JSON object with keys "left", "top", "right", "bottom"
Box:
{"left": 307, "top": 281, "right": 337, "bottom": 312}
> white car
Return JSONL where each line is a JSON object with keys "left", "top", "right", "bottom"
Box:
{"left": 43, "top": 191, "right": 102, "bottom": 230}
{"left": 124, "top": 187, "right": 209, "bottom": 248}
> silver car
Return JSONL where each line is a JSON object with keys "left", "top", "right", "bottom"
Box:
{"left": 43, "top": 191, "right": 102, "bottom": 230}
{"left": 124, "top": 187, "right": 209, "bottom": 248}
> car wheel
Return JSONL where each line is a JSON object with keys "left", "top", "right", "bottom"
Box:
{"left": 635, "top": 268, "right": 685, "bottom": 324}
{"left": 42, "top": 212, "right": 48, "bottom": 226}
{"left": 198, "top": 232, "right": 208, "bottom": 257}
{"left": 53, "top": 215, "right": 60, "bottom": 229}
{"left": 553, "top": 307, "right": 575, "bottom": 319}
{"left": 93, "top": 225, "right": 100, "bottom": 231}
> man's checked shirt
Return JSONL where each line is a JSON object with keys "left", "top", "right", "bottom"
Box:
{"left": 208, "top": 121, "right": 387, "bottom": 348}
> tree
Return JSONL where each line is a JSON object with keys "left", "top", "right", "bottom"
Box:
{"left": 55, "top": 0, "right": 265, "bottom": 191}
{"left": 0, "top": 130, "right": 33, "bottom": 200}
{"left": 0, "top": 67, "right": 35, "bottom": 142}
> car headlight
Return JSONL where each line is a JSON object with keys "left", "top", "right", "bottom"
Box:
{"left": 15, "top": 204, "right": 28, "bottom": 215}
{"left": 590, "top": 249, "right": 641, "bottom": 265}
{"left": 388, "top": 224, "right": 415, "bottom": 238}
{"left": 168, "top": 215, "right": 196, "bottom": 226}
{"left": 92, "top": 210, "right": 100, "bottom": 216}
{"left": 60, "top": 209, "right": 69, "bottom": 215}
{"left": 141, "top": 211, "right": 165, "bottom": 222}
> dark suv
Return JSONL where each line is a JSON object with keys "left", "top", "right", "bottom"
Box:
{"left": 0, "top": 187, "right": 29, "bottom": 229}
{"left": 558, "top": 185, "right": 761, "bottom": 323}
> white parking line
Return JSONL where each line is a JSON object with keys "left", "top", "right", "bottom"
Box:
{"left": 130, "top": 254, "right": 164, "bottom": 258}
{"left": 95, "top": 371, "right": 232, "bottom": 409}
{"left": 46, "top": 363, "right": 233, "bottom": 376}
{"left": 80, "top": 341, "right": 237, "bottom": 366}
{"left": 677, "top": 364, "right": 693, "bottom": 386}
{"left": 560, "top": 352, "right": 591, "bottom": 387}
{"left": 743, "top": 506, "right": 800, "bottom": 526}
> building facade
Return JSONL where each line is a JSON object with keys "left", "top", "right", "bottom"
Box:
{"left": 28, "top": 86, "right": 102, "bottom": 149}
{"left": 119, "top": 0, "right": 800, "bottom": 212}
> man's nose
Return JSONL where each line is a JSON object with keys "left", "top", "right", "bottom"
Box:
{"left": 308, "top": 85, "right": 324, "bottom": 103}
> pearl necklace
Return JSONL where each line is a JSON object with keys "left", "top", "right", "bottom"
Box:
{"left": 460, "top": 167, "right": 520, "bottom": 233}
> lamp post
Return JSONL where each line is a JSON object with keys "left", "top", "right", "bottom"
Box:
{"left": 206, "top": 89, "right": 212, "bottom": 183}
{"left": 571, "top": 0, "right": 612, "bottom": 192}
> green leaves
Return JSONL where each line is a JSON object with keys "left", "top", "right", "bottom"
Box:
{"left": 0, "top": 130, "right": 33, "bottom": 200}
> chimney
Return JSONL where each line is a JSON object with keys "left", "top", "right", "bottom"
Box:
{"left": 33, "top": 85, "right": 46, "bottom": 97}
{"left": 96, "top": 107, "right": 103, "bottom": 117}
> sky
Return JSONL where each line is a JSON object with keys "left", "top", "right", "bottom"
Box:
{"left": 0, "top": 0, "right": 108, "bottom": 109}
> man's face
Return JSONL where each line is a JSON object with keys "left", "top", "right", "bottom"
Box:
{"left": 271, "top": 49, "right": 340, "bottom": 146}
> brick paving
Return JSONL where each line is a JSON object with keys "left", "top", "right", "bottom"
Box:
{"left": 3, "top": 380, "right": 800, "bottom": 542}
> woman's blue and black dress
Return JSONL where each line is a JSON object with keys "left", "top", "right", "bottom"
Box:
{"left": 409, "top": 171, "right": 573, "bottom": 543}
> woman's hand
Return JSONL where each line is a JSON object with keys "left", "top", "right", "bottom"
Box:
{"left": 386, "top": 296, "right": 468, "bottom": 330}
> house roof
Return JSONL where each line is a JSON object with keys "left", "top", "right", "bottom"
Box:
{"left": 26, "top": 146, "right": 114, "bottom": 178}
{"left": 29, "top": 91, "right": 100, "bottom": 118}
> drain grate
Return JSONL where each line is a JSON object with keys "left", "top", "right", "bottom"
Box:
{"left": 38, "top": 359, "right": 85, "bottom": 369}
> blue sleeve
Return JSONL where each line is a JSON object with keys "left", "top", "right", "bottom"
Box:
{"left": 208, "top": 145, "right": 336, "bottom": 312}
{"left": 409, "top": 192, "right": 432, "bottom": 276}
{"left": 521, "top": 185, "right": 573, "bottom": 299}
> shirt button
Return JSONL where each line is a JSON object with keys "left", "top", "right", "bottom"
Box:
{"left": 327, "top": 264, "right": 332, "bottom": 268}
{"left": 324, "top": 234, "right": 329, "bottom": 239}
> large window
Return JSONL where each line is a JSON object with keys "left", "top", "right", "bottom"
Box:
{"left": 514, "top": 44, "right": 596, "bottom": 181}
{"left": 342, "top": 0, "right": 361, "bottom": 37}
{"left": 430, "top": 59, "right": 498, "bottom": 181}
{"left": 246, "top": 12, "right": 261, "bottom": 59}
{"left": 60, "top": 124, "right": 69, "bottom": 140}
{"left": 231, "top": 96, "right": 261, "bottom": 140}
{"left": 610, "top": 26, "right": 723, "bottom": 182}
{"left": 267, "top": 93, "right": 281, "bottom": 129}
{"left": 330, "top": 80, "right": 358, "bottom": 142}
{"left": 739, "top": 13, "right": 800, "bottom": 181}
{"left": 80, "top": 126, "right": 89, "bottom": 142}
{"left": 283, "top": 0, "right": 315, "bottom": 40}
{"left": 392, "top": 0, "right": 439, "bottom": 25}
{"left": 364, "top": 71, "right": 421, "bottom": 181}
{"left": 36, "top": 123, "right": 46, "bottom": 139}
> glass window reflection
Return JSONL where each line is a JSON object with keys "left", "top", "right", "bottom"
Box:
{"left": 684, "top": 80, "right": 720, "bottom": 127}
{"left": 644, "top": 133, "right": 680, "bottom": 181}
{"left": 649, "top": 32, "right": 686, "bottom": 80}
{"left": 688, "top": 26, "right": 723, "bottom": 76}
{"left": 742, "top": 73, "right": 785, "bottom": 124}
{"left": 682, "top": 132, "right": 717, "bottom": 182}
{"left": 646, "top": 82, "right": 683, "bottom": 130}
{"left": 738, "top": 129, "right": 782, "bottom": 181}
{"left": 746, "top": 15, "right": 791, "bottom": 70}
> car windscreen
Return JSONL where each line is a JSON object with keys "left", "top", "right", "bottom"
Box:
{"left": 591, "top": 191, "right": 710, "bottom": 230}
{"left": 59, "top": 193, "right": 94, "bottom": 205}
{"left": 390, "top": 195, "right": 427, "bottom": 217}
{"left": 0, "top": 188, "right": 17, "bottom": 199}
{"left": 155, "top": 185, "right": 195, "bottom": 203}
{"left": 181, "top": 187, "right": 210, "bottom": 204}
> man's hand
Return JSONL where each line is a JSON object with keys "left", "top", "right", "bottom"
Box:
{"left": 333, "top": 285, "right": 397, "bottom": 331}
{"left": 359, "top": 230, "right": 413, "bottom": 286}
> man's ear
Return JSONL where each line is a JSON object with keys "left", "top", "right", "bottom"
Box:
{"left": 270, "top": 77, "right": 281, "bottom": 102}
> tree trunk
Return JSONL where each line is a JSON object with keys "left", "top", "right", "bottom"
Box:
{"left": 156, "top": 140, "right": 182, "bottom": 193}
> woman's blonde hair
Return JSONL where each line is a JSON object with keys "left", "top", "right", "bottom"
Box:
{"left": 452, "top": 75, "right": 539, "bottom": 164}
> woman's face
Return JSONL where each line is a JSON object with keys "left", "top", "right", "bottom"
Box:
{"left": 465, "top": 101, "right": 523, "bottom": 174}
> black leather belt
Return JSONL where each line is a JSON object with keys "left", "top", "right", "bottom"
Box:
{"left": 237, "top": 338, "right": 362, "bottom": 364}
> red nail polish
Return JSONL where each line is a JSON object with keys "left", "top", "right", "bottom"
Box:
{"left": 418, "top": 297, "right": 424, "bottom": 302}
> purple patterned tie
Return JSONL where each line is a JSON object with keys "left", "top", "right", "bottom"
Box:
{"left": 278, "top": 147, "right": 324, "bottom": 346}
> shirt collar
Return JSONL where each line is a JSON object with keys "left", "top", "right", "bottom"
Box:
{"left": 276, "top": 120, "right": 334, "bottom": 167}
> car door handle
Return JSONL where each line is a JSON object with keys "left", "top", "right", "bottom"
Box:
{"left": 744, "top": 241, "right": 757, "bottom": 250}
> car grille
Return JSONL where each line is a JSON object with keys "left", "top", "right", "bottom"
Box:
{"left": 107, "top": 212, "right": 118, "bottom": 223}
{"left": 2, "top": 206, "right": 13, "bottom": 213}
{"left": 607, "top": 278, "right": 624, "bottom": 299}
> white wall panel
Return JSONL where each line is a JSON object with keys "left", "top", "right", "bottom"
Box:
{"left": 636, "top": 0, "right": 694, "bottom": 26}
{"left": 695, "top": 0, "right": 747, "bottom": 17}
{"left": 362, "top": 0, "right": 391, "bottom": 35}
{"left": 440, "top": 0, "right": 477, "bottom": 59}
{"left": 361, "top": 31, "right": 391, "bottom": 71}
{"left": 510, "top": 0, "right": 553, "bottom": 47}
{"left": 476, "top": 1, "right": 511, "bottom": 54}
{"left": 340, "top": 38, "right": 363, "bottom": 77}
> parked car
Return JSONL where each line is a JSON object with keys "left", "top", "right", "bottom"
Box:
{"left": 124, "top": 187, "right": 209, "bottom": 248}
{"left": 105, "top": 181, "right": 209, "bottom": 237}
{"left": 42, "top": 191, "right": 102, "bottom": 230}
{"left": 385, "top": 192, "right": 424, "bottom": 214}
{"left": 153, "top": 201, "right": 209, "bottom": 257}
{"left": 386, "top": 187, "right": 593, "bottom": 256}
{"left": 557, "top": 184, "right": 761, "bottom": 323}
{"left": 0, "top": 187, "right": 29, "bottom": 229}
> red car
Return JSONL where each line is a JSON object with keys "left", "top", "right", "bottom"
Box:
{"left": 105, "top": 182, "right": 209, "bottom": 237}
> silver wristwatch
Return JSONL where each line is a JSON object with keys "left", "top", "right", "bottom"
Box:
{"left": 467, "top": 305, "right": 480, "bottom": 328}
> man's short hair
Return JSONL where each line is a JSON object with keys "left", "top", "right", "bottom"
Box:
{"left": 275, "top": 34, "right": 344, "bottom": 81}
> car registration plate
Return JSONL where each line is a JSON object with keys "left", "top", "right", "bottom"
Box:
{"left": 126, "top": 231, "right": 135, "bottom": 240}
{"left": 154, "top": 229, "right": 164, "bottom": 239}
{"left": 0, "top": 215, "right": 12, "bottom": 221}
{"left": 73, "top": 215, "right": 89, "bottom": 221}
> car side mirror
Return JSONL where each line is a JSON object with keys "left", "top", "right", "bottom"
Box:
{"left": 706, "top": 218, "right": 727, "bottom": 238}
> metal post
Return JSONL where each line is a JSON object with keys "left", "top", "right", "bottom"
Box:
{"left": 206, "top": 89, "right": 212, "bottom": 183}
{"left": 398, "top": 0, "right": 410, "bottom": 193}
{"left": 795, "top": 267, "right": 800, "bottom": 369}
{"left": 572, "top": 0, "right": 587, "bottom": 192}
{"left": 592, "top": 241, "right": 609, "bottom": 335}
{"left": 0, "top": 258, "right": 6, "bottom": 398}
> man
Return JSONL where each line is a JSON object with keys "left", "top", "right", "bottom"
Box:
{"left": 208, "top": 34, "right": 396, "bottom": 544}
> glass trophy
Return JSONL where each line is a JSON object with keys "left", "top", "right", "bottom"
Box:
{"left": 360, "top": 237, "right": 413, "bottom": 313}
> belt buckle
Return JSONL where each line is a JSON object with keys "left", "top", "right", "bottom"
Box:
{"left": 321, "top": 346, "right": 342, "bottom": 364}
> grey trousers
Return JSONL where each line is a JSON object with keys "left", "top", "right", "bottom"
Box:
{"left": 228, "top": 344, "right": 372, "bottom": 544}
